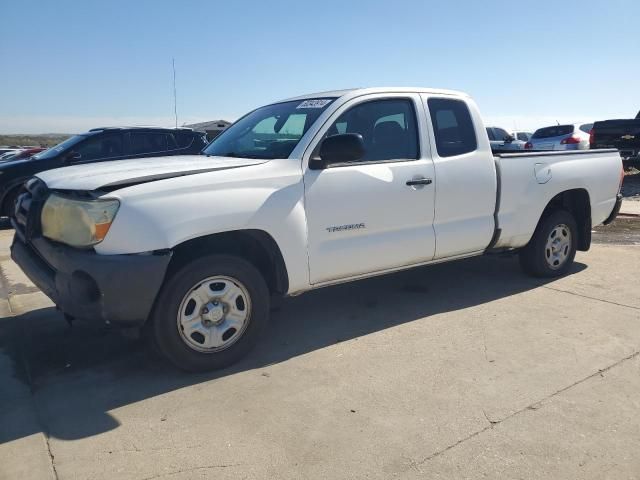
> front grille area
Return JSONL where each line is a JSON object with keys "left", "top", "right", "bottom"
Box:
{"left": 13, "top": 177, "right": 49, "bottom": 242}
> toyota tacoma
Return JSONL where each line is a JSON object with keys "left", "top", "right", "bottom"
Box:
{"left": 11, "top": 88, "right": 624, "bottom": 371}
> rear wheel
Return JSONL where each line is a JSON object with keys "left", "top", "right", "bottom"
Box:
{"left": 150, "top": 254, "right": 270, "bottom": 372}
{"left": 519, "top": 209, "right": 577, "bottom": 278}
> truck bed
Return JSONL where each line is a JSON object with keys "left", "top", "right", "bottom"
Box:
{"left": 492, "top": 149, "right": 622, "bottom": 249}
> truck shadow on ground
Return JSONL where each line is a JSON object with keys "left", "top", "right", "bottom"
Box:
{"left": 0, "top": 253, "right": 586, "bottom": 443}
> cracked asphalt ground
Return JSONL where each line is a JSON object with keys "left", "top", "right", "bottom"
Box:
{"left": 1, "top": 217, "right": 640, "bottom": 480}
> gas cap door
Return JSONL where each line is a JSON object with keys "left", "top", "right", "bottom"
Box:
{"left": 534, "top": 163, "right": 552, "bottom": 184}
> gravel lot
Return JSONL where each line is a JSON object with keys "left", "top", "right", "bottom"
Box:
{"left": 593, "top": 217, "right": 640, "bottom": 245}
{"left": 1, "top": 216, "right": 639, "bottom": 480}
{"left": 592, "top": 172, "right": 640, "bottom": 245}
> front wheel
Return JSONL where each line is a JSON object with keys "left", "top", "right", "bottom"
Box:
{"left": 519, "top": 209, "right": 578, "bottom": 278}
{"left": 150, "top": 254, "right": 270, "bottom": 372}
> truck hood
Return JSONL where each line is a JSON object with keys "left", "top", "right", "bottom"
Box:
{"left": 36, "top": 155, "right": 269, "bottom": 191}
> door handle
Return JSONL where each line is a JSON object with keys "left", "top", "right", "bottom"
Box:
{"left": 406, "top": 178, "right": 432, "bottom": 186}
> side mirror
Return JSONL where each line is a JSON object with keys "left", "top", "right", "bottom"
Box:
{"left": 504, "top": 135, "right": 515, "bottom": 143}
{"left": 309, "top": 133, "right": 365, "bottom": 170}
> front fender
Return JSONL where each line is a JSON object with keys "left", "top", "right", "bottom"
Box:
{"left": 95, "top": 161, "right": 310, "bottom": 292}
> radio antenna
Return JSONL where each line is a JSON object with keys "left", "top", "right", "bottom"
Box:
{"left": 172, "top": 58, "right": 178, "bottom": 128}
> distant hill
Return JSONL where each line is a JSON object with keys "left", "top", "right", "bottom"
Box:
{"left": 0, "top": 134, "right": 73, "bottom": 148}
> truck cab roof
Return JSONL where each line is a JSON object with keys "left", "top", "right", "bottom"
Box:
{"left": 280, "top": 87, "right": 470, "bottom": 103}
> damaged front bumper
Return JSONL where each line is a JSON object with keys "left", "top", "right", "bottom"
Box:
{"left": 11, "top": 235, "right": 171, "bottom": 327}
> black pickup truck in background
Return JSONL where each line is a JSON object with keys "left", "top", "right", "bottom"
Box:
{"left": 590, "top": 111, "right": 640, "bottom": 169}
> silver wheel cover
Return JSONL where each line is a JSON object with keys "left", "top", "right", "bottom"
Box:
{"left": 545, "top": 223, "right": 572, "bottom": 270}
{"left": 177, "top": 275, "right": 251, "bottom": 353}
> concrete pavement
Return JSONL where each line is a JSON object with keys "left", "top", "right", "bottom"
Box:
{"left": 0, "top": 227, "right": 639, "bottom": 479}
{"left": 621, "top": 199, "right": 640, "bottom": 216}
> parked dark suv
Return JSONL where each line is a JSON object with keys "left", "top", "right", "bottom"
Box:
{"left": 0, "top": 127, "right": 207, "bottom": 217}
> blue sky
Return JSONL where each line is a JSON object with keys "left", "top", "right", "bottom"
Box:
{"left": 1, "top": 0, "right": 638, "bottom": 133}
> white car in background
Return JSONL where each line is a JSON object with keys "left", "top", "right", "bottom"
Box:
{"left": 525, "top": 124, "right": 593, "bottom": 151}
{"left": 486, "top": 126, "right": 527, "bottom": 151}
{"left": 512, "top": 131, "right": 533, "bottom": 142}
{"left": 0, "top": 150, "right": 23, "bottom": 161}
{"left": 0, "top": 149, "right": 20, "bottom": 159}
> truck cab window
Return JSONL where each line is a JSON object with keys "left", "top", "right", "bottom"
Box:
{"left": 428, "top": 98, "right": 477, "bottom": 157}
{"left": 327, "top": 99, "right": 419, "bottom": 162}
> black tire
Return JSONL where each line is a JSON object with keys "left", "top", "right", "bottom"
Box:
{"left": 519, "top": 209, "right": 578, "bottom": 278}
{"left": 150, "top": 254, "right": 270, "bottom": 372}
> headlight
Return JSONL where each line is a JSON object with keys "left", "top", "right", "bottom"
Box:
{"left": 41, "top": 194, "right": 120, "bottom": 248}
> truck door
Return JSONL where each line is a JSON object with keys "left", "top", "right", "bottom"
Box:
{"left": 422, "top": 95, "right": 497, "bottom": 258}
{"left": 303, "top": 94, "right": 436, "bottom": 284}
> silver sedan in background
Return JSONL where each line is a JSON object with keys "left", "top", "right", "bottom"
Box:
{"left": 525, "top": 123, "right": 593, "bottom": 150}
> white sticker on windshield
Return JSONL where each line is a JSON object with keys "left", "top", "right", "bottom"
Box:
{"left": 297, "top": 99, "right": 332, "bottom": 109}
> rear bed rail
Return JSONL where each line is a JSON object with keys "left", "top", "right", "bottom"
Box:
{"left": 496, "top": 149, "right": 618, "bottom": 159}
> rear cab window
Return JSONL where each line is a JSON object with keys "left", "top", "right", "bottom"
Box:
{"left": 532, "top": 125, "right": 575, "bottom": 139}
{"left": 427, "top": 98, "right": 477, "bottom": 157}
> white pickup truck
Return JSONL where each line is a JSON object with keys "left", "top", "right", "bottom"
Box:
{"left": 11, "top": 87, "right": 623, "bottom": 371}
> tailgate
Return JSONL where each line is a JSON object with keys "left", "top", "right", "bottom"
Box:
{"left": 593, "top": 120, "right": 640, "bottom": 151}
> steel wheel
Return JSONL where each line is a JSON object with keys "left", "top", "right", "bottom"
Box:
{"left": 152, "top": 254, "right": 270, "bottom": 372}
{"left": 177, "top": 275, "right": 252, "bottom": 353}
{"left": 519, "top": 209, "right": 577, "bottom": 278}
{"left": 544, "top": 223, "right": 572, "bottom": 270}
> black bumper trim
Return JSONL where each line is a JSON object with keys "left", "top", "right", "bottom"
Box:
{"left": 11, "top": 236, "right": 172, "bottom": 327}
{"left": 603, "top": 194, "right": 623, "bottom": 225}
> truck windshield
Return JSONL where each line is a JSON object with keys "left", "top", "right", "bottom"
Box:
{"left": 32, "top": 135, "right": 87, "bottom": 160}
{"left": 203, "top": 99, "right": 335, "bottom": 159}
